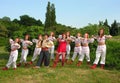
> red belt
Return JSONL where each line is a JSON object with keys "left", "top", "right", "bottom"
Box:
{"left": 42, "top": 47, "right": 48, "bottom": 51}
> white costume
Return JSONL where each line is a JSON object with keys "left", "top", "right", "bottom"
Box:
{"left": 20, "top": 39, "right": 33, "bottom": 63}
{"left": 31, "top": 39, "right": 42, "bottom": 62}
{"left": 71, "top": 37, "right": 82, "bottom": 61}
{"left": 6, "top": 39, "right": 20, "bottom": 68}
{"left": 48, "top": 36, "right": 56, "bottom": 59}
{"left": 93, "top": 35, "right": 108, "bottom": 65}
{"left": 65, "top": 36, "right": 73, "bottom": 60}
{"left": 79, "top": 38, "right": 94, "bottom": 62}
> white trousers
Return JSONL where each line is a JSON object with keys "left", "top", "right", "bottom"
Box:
{"left": 49, "top": 45, "right": 55, "bottom": 59}
{"left": 66, "top": 44, "right": 71, "bottom": 59}
{"left": 20, "top": 49, "right": 28, "bottom": 63}
{"left": 32, "top": 47, "right": 41, "bottom": 62}
{"left": 79, "top": 46, "right": 90, "bottom": 62}
{"left": 6, "top": 50, "right": 18, "bottom": 68}
{"left": 93, "top": 45, "right": 106, "bottom": 65}
{"left": 71, "top": 46, "right": 82, "bottom": 61}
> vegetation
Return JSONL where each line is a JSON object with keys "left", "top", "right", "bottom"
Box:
{"left": 0, "top": 1, "right": 120, "bottom": 83}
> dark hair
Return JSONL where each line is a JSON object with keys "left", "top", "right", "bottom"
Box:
{"left": 50, "top": 32, "right": 55, "bottom": 37}
{"left": 24, "top": 34, "right": 30, "bottom": 40}
{"left": 98, "top": 28, "right": 104, "bottom": 37}
{"left": 44, "top": 34, "right": 49, "bottom": 37}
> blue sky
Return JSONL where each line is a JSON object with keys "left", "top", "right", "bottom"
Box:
{"left": 0, "top": 0, "right": 120, "bottom": 28}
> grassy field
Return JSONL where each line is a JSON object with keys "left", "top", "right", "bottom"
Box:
{"left": 0, "top": 37, "right": 120, "bottom": 83}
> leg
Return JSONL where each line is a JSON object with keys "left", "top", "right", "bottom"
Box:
{"left": 71, "top": 52, "right": 77, "bottom": 61}
{"left": 44, "top": 51, "right": 50, "bottom": 67}
{"left": 91, "top": 49, "right": 101, "bottom": 69}
{"left": 100, "top": 46, "right": 106, "bottom": 69}
{"left": 66, "top": 44, "right": 71, "bottom": 60}
{"left": 85, "top": 48, "right": 90, "bottom": 64}
{"left": 32, "top": 48, "right": 41, "bottom": 62}
{"left": 50, "top": 46, "right": 55, "bottom": 60}
{"left": 77, "top": 51, "right": 85, "bottom": 66}
{"left": 12, "top": 51, "right": 18, "bottom": 69}
{"left": 62, "top": 53, "right": 66, "bottom": 66}
{"left": 52, "top": 53, "right": 60, "bottom": 68}
{"left": 36, "top": 51, "right": 44, "bottom": 67}
{"left": 6, "top": 54, "right": 13, "bottom": 68}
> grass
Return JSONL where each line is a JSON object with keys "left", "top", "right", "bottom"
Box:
{"left": 0, "top": 36, "right": 120, "bottom": 83}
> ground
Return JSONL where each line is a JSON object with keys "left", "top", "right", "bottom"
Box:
{"left": 0, "top": 44, "right": 120, "bottom": 83}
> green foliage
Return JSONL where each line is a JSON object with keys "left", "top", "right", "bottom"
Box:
{"left": 0, "top": 24, "right": 8, "bottom": 37}
{"left": 19, "top": 15, "right": 42, "bottom": 26}
{"left": 44, "top": 2, "right": 56, "bottom": 32}
{"left": 110, "top": 20, "right": 120, "bottom": 36}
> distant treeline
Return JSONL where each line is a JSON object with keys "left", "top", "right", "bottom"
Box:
{"left": 0, "top": 15, "right": 120, "bottom": 39}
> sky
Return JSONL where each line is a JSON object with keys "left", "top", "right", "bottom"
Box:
{"left": 0, "top": 0, "right": 120, "bottom": 28}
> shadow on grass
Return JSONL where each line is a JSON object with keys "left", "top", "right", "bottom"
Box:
{"left": 0, "top": 53, "right": 9, "bottom": 60}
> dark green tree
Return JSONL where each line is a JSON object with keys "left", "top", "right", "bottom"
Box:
{"left": 19, "top": 15, "right": 42, "bottom": 26}
{"left": 44, "top": 2, "right": 56, "bottom": 32}
{"left": 2, "top": 16, "right": 11, "bottom": 22}
{"left": 110, "top": 20, "right": 119, "bottom": 36}
{"left": 50, "top": 4, "right": 56, "bottom": 27}
{"left": 44, "top": 2, "right": 51, "bottom": 32}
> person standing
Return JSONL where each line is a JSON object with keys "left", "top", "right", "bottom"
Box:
{"left": 48, "top": 32, "right": 56, "bottom": 60}
{"left": 77, "top": 33, "right": 94, "bottom": 66}
{"left": 52, "top": 33, "right": 67, "bottom": 68}
{"left": 2, "top": 38, "right": 20, "bottom": 70}
{"left": 65, "top": 31, "right": 72, "bottom": 63}
{"left": 91, "top": 28, "right": 112, "bottom": 69}
{"left": 68, "top": 33, "right": 82, "bottom": 64}
{"left": 17, "top": 34, "right": 33, "bottom": 67}
{"left": 34, "top": 34, "right": 53, "bottom": 68}
{"left": 29, "top": 34, "right": 43, "bottom": 65}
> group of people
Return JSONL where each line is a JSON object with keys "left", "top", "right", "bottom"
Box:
{"left": 2, "top": 28, "right": 112, "bottom": 70}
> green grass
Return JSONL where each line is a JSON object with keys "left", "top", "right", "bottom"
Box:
{"left": 0, "top": 36, "right": 120, "bottom": 83}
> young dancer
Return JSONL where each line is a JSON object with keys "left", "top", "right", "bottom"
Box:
{"left": 68, "top": 33, "right": 82, "bottom": 64}
{"left": 77, "top": 33, "right": 94, "bottom": 66}
{"left": 34, "top": 34, "right": 53, "bottom": 68}
{"left": 48, "top": 32, "right": 56, "bottom": 60}
{"left": 65, "top": 31, "right": 72, "bottom": 62}
{"left": 17, "top": 34, "right": 33, "bottom": 67}
{"left": 91, "top": 28, "right": 112, "bottom": 69}
{"left": 52, "top": 33, "right": 67, "bottom": 68}
{"left": 2, "top": 38, "right": 20, "bottom": 70}
{"left": 29, "top": 34, "right": 42, "bottom": 65}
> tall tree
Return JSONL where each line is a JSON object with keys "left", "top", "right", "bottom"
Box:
{"left": 50, "top": 4, "right": 56, "bottom": 27}
{"left": 44, "top": 1, "right": 51, "bottom": 32}
{"left": 44, "top": 2, "right": 56, "bottom": 32}
{"left": 110, "top": 20, "right": 119, "bottom": 36}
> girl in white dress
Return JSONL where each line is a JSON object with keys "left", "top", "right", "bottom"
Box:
{"left": 91, "top": 28, "right": 112, "bottom": 69}
{"left": 2, "top": 38, "right": 20, "bottom": 70}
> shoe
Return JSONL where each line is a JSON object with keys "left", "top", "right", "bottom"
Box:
{"left": 91, "top": 64, "right": 97, "bottom": 69}
{"left": 24, "top": 63, "right": 28, "bottom": 67}
{"left": 13, "top": 68, "right": 16, "bottom": 70}
{"left": 76, "top": 61, "right": 82, "bottom": 66}
{"left": 2, "top": 67, "right": 8, "bottom": 70}
{"left": 33, "top": 66, "right": 40, "bottom": 69}
{"left": 101, "top": 64, "right": 104, "bottom": 69}
{"left": 52, "top": 61, "right": 57, "bottom": 68}
{"left": 17, "top": 63, "right": 21, "bottom": 67}
{"left": 68, "top": 60, "right": 73, "bottom": 64}
{"left": 28, "top": 61, "right": 33, "bottom": 65}
{"left": 87, "top": 62, "right": 90, "bottom": 65}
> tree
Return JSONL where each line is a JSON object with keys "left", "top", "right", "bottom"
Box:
{"left": 44, "top": 2, "right": 56, "bottom": 32}
{"left": 0, "top": 24, "right": 8, "bottom": 37}
{"left": 19, "top": 15, "right": 42, "bottom": 26}
{"left": 2, "top": 16, "right": 11, "bottom": 22}
{"left": 44, "top": 2, "right": 51, "bottom": 32}
{"left": 50, "top": 4, "right": 56, "bottom": 27}
{"left": 110, "top": 20, "right": 119, "bottom": 36}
